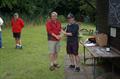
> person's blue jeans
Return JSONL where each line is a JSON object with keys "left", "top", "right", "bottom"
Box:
{"left": 0, "top": 32, "right": 2, "bottom": 48}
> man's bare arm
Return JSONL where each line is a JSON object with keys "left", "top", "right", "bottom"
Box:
{"left": 61, "top": 29, "right": 72, "bottom": 36}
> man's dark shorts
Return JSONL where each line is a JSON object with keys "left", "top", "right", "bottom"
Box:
{"left": 13, "top": 32, "right": 21, "bottom": 39}
{"left": 67, "top": 41, "right": 79, "bottom": 55}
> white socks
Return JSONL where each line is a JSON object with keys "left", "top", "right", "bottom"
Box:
{"left": 51, "top": 63, "right": 54, "bottom": 66}
{"left": 16, "top": 44, "right": 22, "bottom": 47}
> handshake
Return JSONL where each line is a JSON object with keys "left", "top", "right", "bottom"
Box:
{"left": 61, "top": 29, "right": 72, "bottom": 36}
{"left": 52, "top": 30, "right": 72, "bottom": 40}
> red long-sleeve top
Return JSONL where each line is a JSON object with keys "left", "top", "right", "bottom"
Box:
{"left": 11, "top": 18, "right": 24, "bottom": 33}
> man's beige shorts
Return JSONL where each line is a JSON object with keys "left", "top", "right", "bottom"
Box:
{"left": 48, "top": 41, "right": 60, "bottom": 53}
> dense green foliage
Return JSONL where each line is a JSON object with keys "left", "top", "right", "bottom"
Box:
{"left": 0, "top": 0, "right": 96, "bottom": 22}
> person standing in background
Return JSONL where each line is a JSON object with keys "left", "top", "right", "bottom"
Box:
{"left": 11, "top": 13, "right": 24, "bottom": 49}
{"left": 0, "top": 16, "right": 4, "bottom": 48}
{"left": 46, "top": 12, "right": 61, "bottom": 71}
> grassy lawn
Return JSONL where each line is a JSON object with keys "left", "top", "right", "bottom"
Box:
{"left": 0, "top": 23, "right": 95, "bottom": 79}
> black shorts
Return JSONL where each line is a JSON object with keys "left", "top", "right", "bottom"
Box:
{"left": 66, "top": 41, "right": 79, "bottom": 55}
{"left": 13, "top": 32, "right": 21, "bottom": 39}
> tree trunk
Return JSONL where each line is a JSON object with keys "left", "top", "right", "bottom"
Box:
{"left": 96, "top": 0, "right": 109, "bottom": 34}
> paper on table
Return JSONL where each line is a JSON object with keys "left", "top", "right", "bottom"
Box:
{"left": 85, "top": 43, "right": 96, "bottom": 47}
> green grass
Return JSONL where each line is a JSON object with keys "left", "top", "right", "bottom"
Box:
{"left": 0, "top": 24, "right": 66, "bottom": 79}
{"left": 0, "top": 23, "right": 95, "bottom": 79}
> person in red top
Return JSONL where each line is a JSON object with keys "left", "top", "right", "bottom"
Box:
{"left": 11, "top": 13, "right": 24, "bottom": 49}
{"left": 46, "top": 12, "right": 62, "bottom": 71}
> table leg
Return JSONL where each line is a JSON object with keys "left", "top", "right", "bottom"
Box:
{"left": 84, "top": 46, "right": 86, "bottom": 64}
{"left": 93, "top": 57, "right": 96, "bottom": 79}
{"left": 111, "top": 58, "right": 114, "bottom": 79}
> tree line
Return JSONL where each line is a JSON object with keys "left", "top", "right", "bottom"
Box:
{"left": 0, "top": 0, "right": 96, "bottom": 22}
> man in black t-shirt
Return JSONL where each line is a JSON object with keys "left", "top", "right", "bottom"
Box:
{"left": 65, "top": 13, "right": 80, "bottom": 72}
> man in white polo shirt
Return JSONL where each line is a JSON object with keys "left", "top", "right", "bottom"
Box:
{"left": 0, "top": 16, "right": 4, "bottom": 48}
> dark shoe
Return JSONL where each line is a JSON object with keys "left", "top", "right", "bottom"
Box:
{"left": 19, "top": 46, "right": 23, "bottom": 49}
{"left": 49, "top": 66, "right": 55, "bottom": 71}
{"left": 0, "top": 47, "right": 4, "bottom": 49}
{"left": 69, "top": 65, "right": 75, "bottom": 69}
{"left": 54, "top": 64, "right": 60, "bottom": 68}
{"left": 16, "top": 45, "right": 19, "bottom": 49}
{"left": 75, "top": 67, "right": 80, "bottom": 72}
{"left": 16, "top": 45, "right": 23, "bottom": 49}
